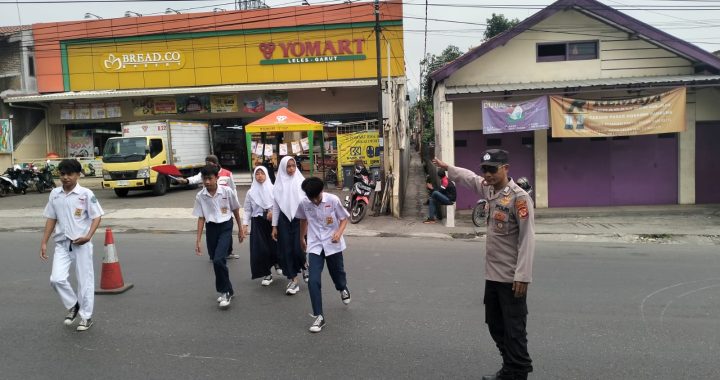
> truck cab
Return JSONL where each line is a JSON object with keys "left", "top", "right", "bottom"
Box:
{"left": 101, "top": 136, "right": 170, "bottom": 197}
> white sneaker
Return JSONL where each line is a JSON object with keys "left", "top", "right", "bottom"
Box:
{"left": 302, "top": 269, "right": 309, "bottom": 283}
{"left": 227, "top": 254, "right": 240, "bottom": 260}
{"left": 261, "top": 275, "right": 273, "bottom": 286}
{"left": 218, "top": 293, "right": 233, "bottom": 308}
{"left": 285, "top": 281, "right": 300, "bottom": 295}
{"left": 274, "top": 265, "right": 283, "bottom": 276}
{"left": 309, "top": 315, "right": 325, "bottom": 333}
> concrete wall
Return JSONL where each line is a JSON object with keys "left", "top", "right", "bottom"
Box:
{"left": 13, "top": 117, "right": 49, "bottom": 162}
{"left": 446, "top": 9, "right": 692, "bottom": 87}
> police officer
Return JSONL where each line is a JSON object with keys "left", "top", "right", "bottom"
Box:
{"left": 433, "top": 149, "right": 535, "bottom": 380}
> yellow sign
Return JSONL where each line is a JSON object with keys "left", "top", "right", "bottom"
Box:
{"left": 337, "top": 131, "right": 381, "bottom": 179}
{"left": 101, "top": 51, "right": 185, "bottom": 72}
{"left": 65, "top": 25, "right": 405, "bottom": 91}
{"left": 550, "top": 87, "right": 686, "bottom": 137}
{"left": 211, "top": 94, "right": 239, "bottom": 113}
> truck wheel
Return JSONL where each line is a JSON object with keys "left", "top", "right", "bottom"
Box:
{"left": 114, "top": 188, "right": 129, "bottom": 197}
{"left": 152, "top": 175, "right": 168, "bottom": 196}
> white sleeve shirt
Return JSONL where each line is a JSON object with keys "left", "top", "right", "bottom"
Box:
{"left": 192, "top": 185, "right": 240, "bottom": 224}
{"left": 187, "top": 172, "right": 203, "bottom": 186}
{"left": 43, "top": 184, "right": 104, "bottom": 242}
{"left": 242, "top": 196, "right": 266, "bottom": 226}
{"left": 295, "top": 193, "right": 350, "bottom": 256}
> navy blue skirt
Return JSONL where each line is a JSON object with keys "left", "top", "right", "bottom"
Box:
{"left": 250, "top": 216, "right": 277, "bottom": 279}
{"left": 276, "top": 212, "right": 306, "bottom": 280}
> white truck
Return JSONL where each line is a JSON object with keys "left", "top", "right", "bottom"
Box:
{"left": 101, "top": 120, "right": 211, "bottom": 197}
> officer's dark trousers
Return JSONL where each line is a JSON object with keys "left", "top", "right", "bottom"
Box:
{"left": 206, "top": 220, "right": 234, "bottom": 295}
{"left": 484, "top": 280, "right": 532, "bottom": 375}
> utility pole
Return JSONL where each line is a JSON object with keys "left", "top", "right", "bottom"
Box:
{"left": 374, "top": 0, "right": 383, "bottom": 130}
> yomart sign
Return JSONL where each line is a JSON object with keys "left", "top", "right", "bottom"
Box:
{"left": 101, "top": 51, "right": 185, "bottom": 72}
{"left": 259, "top": 39, "right": 366, "bottom": 65}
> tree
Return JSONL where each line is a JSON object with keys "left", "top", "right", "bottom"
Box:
{"left": 483, "top": 13, "right": 520, "bottom": 41}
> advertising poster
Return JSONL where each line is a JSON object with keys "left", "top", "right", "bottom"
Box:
{"left": 291, "top": 141, "right": 301, "bottom": 154}
{"left": 177, "top": 95, "right": 210, "bottom": 114}
{"left": 60, "top": 104, "right": 75, "bottom": 120}
{"left": 0, "top": 119, "right": 12, "bottom": 153}
{"left": 254, "top": 143, "right": 265, "bottom": 156}
{"left": 264, "top": 144, "right": 273, "bottom": 157}
{"left": 264, "top": 92, "right": 289, "bottom": 111}
{"left": 250, "top": 141, "right": 257, "bottom": 154}
{"left": 550, "top": 87, "right": 686, "bottom": 137}
{"left": 133, "top": 98, "right": 155, "bottom": 116}
{"left": 279, "top": 143, "right": 288, "bottom": 156}
{"left": 66, "top": 129, "right": 94, "bottom": 158}
{"left": 243, "top": 95, "right": 265, "bottom": 113}
{"left": 300, "top": 137, "right": 309, "bottom": 151}
{"left": 74, "top": 104, "right": 91, "bottom": 120}
{"left": 337, "top": 130, "right": 381, "bottom": 180}
{"left": 105, "top": 102, "right": 122, "bottom": 118}
{"left": 153, "top": 97, "right": 178, "bottom": 114}
{"left": 482, "top": 97, "right": 549, "bottom": 134}
{"left": 91, "top": 103, "right": 107, "bottom": 119}
{"left": 211, "top": 94, "right": 239, "bottom": 113}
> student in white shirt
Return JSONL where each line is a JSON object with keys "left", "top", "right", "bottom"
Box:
{"left": 192, "top": 165, "right": 242, "bottom": 309}
{"left": 242, "top": 166, "right": 278, "bottom": 286}
{"left": 271, "top": 156, "right": 307, "bottom": 296}
{"left": 296, "top": 177, "right": 351, "bottom": 333}
{"left": 40, "top": 159, "right": 104, "bottom": 332}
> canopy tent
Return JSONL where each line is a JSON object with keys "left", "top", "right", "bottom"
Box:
{"left": 245, "top": 107, "right": 324, "bottom": 175}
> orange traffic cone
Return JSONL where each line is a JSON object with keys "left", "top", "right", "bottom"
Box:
{"left": 95, "top": 228, "right": 133, "bottom": 294}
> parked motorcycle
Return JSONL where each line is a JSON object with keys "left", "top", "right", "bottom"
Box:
{"left": 33, "top": 160, "right": 56, "bottom": 193}
{"left": 344, "top": 172, "right": 374, "bottom": 224}
{"left": 0, "top": 165, "right": 30, "bottom": 195}
{"left": 472, "top": 177, "right": 533, "bottom": 227}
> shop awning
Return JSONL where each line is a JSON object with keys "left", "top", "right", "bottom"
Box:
{"left": 2, "top": 79, "right": 377, "bottom": 103}
{"left": 245, "top": 107, "right": 322, "bottom": 133}
{"left": 445, "top": 75, "right": 720, "bottom": 99}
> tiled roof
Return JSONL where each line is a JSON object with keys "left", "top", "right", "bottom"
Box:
{"left": 0, "top": 25, "right": 31, "bottom": 36}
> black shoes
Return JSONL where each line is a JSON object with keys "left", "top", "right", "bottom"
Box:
{"left": 482, "top": 369, "right": 528, "bottom": 380}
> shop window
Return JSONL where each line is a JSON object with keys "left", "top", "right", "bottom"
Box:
{"left": 454, "top": 139, "right": 467, "bottom": 147}
{"left": 537, "top": 41, "right": 598, "bottom": 62}
{"left": 27, "top": 56, "right": 35, "bottom": 77}
{"left": 149, "top": 139, "right": 163, "bottom": 158}
{"left": 486, "top": 138, "right": 502, "bottom": 146}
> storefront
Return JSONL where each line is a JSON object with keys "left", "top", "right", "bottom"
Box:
{"left": 5, "top": 1, "right": 406, "bottom": 175}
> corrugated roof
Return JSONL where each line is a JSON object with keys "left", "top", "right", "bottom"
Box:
{"left": 445, "top": 75, "right": 720, "bottom": 96}
{"left": 2, "top": 79, "right": 378, "bottom": 103}
{"left": 0, "top": 25, "right": 31, "bottom": 37}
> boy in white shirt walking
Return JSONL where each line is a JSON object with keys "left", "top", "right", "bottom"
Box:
{"left": 296, "top": 177, "right": 351, "bottom": 333}
{"left": 40, "top": 159, "right": 104, "bottom": 332}
{"left": 192, "top": 165, "right": 242, "bottom": 309}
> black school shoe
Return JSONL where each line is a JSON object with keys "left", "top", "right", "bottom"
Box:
{"left": 309, "top": 315, "right": 326, "bottom": 333}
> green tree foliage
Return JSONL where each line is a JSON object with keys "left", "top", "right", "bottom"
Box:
{"left": 483, "top": 13, "right": 520, "bottom": 41}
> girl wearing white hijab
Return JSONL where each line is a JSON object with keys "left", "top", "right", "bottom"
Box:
{"left": 242, "top": 166, "right": 278, "bottom": 286}
{"left": 271, "top": 156, "right": 306, "bottom": 295}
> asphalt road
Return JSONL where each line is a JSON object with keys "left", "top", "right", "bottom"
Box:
{"left": 1, "top": 234, "right": 718, "bottom": 379}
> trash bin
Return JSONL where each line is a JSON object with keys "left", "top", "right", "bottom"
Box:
{"left": 342, "top": 165, "right": 354, "bottom": 189}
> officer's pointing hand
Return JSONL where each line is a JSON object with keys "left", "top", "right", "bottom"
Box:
{"left": 432, "top": 157, "right": 449, "bottom": 170}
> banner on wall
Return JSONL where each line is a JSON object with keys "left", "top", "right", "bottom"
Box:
{"left": 153, "top": 97, "right": 177, "bottom": 114}
{"left": 177, "top": 95, "right": 210, "bottom": 114}
{"left": 337, "top": 130, "right": 381, "bottom": 177}
{"left": 243, "top": 95, "right": 265, "bottom": 113}
{"left": 0, "top": 119, "right": 12, "bottom": 153}
{"left": 550, "top": 87, "right": 687, "bottom": 137}
{"left": 90, "top": 103, "right": 106, "bottom": 119}
{"left": 133, "top": 98, "right": 155, "bottom": 116}
{"left": 211, "top": 94, "right": 238, "bottom": 113}
{"left": 106, "top": 102, "right": 122, "bottom": 118}
{"left": 60, "top": 104, "right": 75, "bottom": 120}
{"left": 482, "top": 97, "right": 549, "bottom": 134}
{"left": 66, "top": 129, "right": 94, "bottom": 158}
{"left": 75, "top": 104, "right": 91, "bottom": 120}
{"left": 264, "top": 92, "right": 289, "bottom": 111}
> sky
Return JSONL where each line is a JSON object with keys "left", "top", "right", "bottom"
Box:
{"left": 1, "top": 0, "right": 718, "bottom": 93}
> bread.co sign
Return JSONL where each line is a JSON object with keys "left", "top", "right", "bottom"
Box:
{"left": 259, "top": 38, "right": 366, "bottom": 65}
{"left": 102, "top": 51, "right": 186, "bottom": 72}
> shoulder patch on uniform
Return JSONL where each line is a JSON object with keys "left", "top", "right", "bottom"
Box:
{"left": 516, "top": 199, "right": 529, "bottom": 219}
{"left": 90, "top": 195, "right": 97, "bottom": 203}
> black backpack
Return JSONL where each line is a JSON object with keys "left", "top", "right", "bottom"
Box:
{"left": 445, "top": 181, "right": 457, "bottom": 203}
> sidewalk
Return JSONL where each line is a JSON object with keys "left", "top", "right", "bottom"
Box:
{"left": 25, "top": 176, "right": 720, "bottom": 245}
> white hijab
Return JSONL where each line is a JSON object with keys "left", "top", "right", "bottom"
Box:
{"left": 247, "top": 166, "right": 274, "bottom": 210}
{"left": 273, "top": 156, "right": 305, "bottom": 220}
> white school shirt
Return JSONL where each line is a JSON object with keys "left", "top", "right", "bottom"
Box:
{"left": 295, "top": 193, "right": 350, "bottom": 256}
{"left": 187, "top": 168, "right": 236, "bottom": 188}
{"left": 43, "top": 184, "right": 104, "bottom": 242}
{"left": 243, "top": 196, "right": 268, "bottom": 226}
{"left": 192, "top": 185, "right": 240, "bottom": 224}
